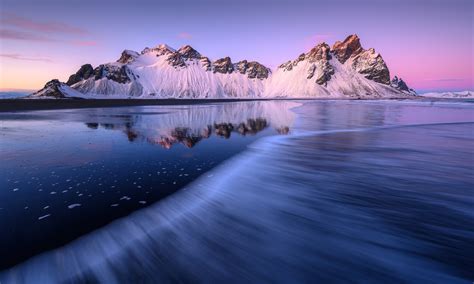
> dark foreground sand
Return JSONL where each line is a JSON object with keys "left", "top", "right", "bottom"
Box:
{"left": 0, "top": 98, "right": 271, "bottom": 112}
{"left": 0, "top": 97, "right": 439, "bottom": 112}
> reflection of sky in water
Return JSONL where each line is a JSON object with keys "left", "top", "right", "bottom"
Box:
{"left": 1, "top": 100, "right": 473, "bottom": 282}
{"left": 0, "top": 101, "right": 297, "bottom": 269}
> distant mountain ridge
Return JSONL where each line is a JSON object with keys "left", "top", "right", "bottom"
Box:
{"left": 419, "top": 91, "right": 473, "bottom": 98}
{"left": 28, "top": 35, "right": 416, "bottom": 99}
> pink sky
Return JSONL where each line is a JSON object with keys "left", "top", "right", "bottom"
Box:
{"left": 0, "top": 0, "right": 472, "bottom": 92}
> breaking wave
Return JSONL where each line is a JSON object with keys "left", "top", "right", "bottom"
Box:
{"left": 2, "top": 100, "right": 473, "bottom": 283}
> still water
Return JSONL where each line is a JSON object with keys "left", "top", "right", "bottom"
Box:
{"left": 1, "top": 100, "right": 473, "bottom": 283}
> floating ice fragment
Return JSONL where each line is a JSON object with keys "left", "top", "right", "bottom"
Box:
{"left": 38, "top": 214, "right": 51, "bottom": 220}
{"left": 13, "top": 188, "right": 19, "bottom": 192}
{"left": 68, "top": 204, "right": 81, "bottom": 209}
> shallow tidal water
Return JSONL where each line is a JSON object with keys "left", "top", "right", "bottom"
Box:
{"left": 1, "top": 100, "right": 473, "bottom": 283}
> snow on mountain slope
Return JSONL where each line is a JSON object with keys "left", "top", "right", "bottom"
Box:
{"left": 265, "top": 36, "right": 412, "bottom": 98}
{"left": 28, "top": 35, "right": 416, "bottom": 99}
{"left": 419, "top": 91, "right": 473, "bottom": 98}
{"left": 28, "top": 79, "right": 84, "bottom": 99}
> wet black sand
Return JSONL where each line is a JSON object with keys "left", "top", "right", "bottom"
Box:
{"left": 0, "top": 99, "right": 267, "bottom": 112}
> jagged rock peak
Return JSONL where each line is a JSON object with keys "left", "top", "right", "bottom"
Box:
{"left": 31, "top": 79, "right": 67, "bottom": 98}
{"left": 66, "top": 64, "right": 94, "bottom": 86}
{"left": 117, "top": 50, "right": 139, "bottom": 64}
{"left": 200, "top": 56, "right": 211, "bottom": 71}
{"left": 306, "top": 42, "right": 332, "bottom": 62}
{"left": 177, "top": 45, "right": 201, "bottom": 59}
{"left": 391, "top": 76, "right": 416, "bottom": 94}
{"left": 93, "top": 64, "right": 133, "bottom": 83}
{"left": 235, "top": 60, "right": 271, "bottom": 79}
{"left": 141, "top": 44, "right": 176, "bottom": 55}
{"left": 332, "top": 34, "right": 363, "bottom": 64}
{"left": 352, "top": 48, "right": 390, "bottom": 84}
{"left": 213, "top": 57, "right": 234, "bottom": 74}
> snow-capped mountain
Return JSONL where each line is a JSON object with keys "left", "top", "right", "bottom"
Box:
{"left": 419, "top": 90, "right": 473, "bottom": 98}
{"left": 29, "top": 35, "right": 416, "bottom": 99}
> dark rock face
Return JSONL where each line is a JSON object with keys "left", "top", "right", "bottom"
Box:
{"left": 391, "top": 76, "right": 416, "bottom": 94}
{"left": 331, "top": 34, "right": 391, "bottom": 85}
{"left": 141, "top": 44, "right": 175, "bottom": 56}
{"left": 306, "top": 43, "right": 335, "bottom": 85}
{"left": 352, "top": 48, "right": 390, "bottom": 84}
{"left": 279, "top": 60, "right": 293, "bottom": 71}
{"left": 200, "top": 56, "right": 211, "bottom": 71}
{"left": 332, "top": 34, "right": 363, "bottom": 64}
{"left": 279, "top": 53, "right": 306, "bottom": 71}
{"left": 66, "top": 64, "right": 94, "bottom": 86}
{"left": 235, "top": 60, "right": 270, "bottom": 79}
{"left": 31, "top": 79, "right": 67, "bottom": 98}
{"left": 307, "top": 43, "right": 332, "bottom": 62}
{"left": 166, "top": 53, "right": 186, "bottom": 67}
{"left": 94, "top": 65, "right": 132, "bottom": 84}
{"left": 235, "top": 60, "right": 248, "bottom": 74}
{"left": 117, "top": 50, "right": 139, "bottom": 64}
{"left": 246, "top": 61, "right": 270, "bottom": 79}
{"left": 177, "top": 45, "right": 201, "bottom": 59}
{"left": 213, "top": 57, "right": 234, "bottom": 74}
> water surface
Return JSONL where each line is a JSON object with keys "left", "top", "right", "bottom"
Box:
{"left": 0, "top": 101, "right": 296, "bottom": 269}
{"left": 1, "top": 100, "right": 473, "bottom": 283}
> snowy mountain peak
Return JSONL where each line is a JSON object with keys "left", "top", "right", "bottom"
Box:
{"left": 29, "top": 35, "right": 416, "bottom": 99}
{"left": 28, "top": 79, "right": 81, "bottom": 99}
{"left": 213, "top": 57, "right": 234, "bottom": 74}
{"left": 66, "top": 64, "right": 94, "bottom": 86}
{"left": 332, "top": 34, "right": 363, "bottom": 64}
{"left": 177, "top": 45, "right": 201, "bottom": 59}
{"left": 141, "top": 44, "right": 176, "bottom": 56}
{"left": 391, "top": 76, "right": 416, "bottom": 95}
{"left": 117, "top": 50, "right": 139, "bottom": 64}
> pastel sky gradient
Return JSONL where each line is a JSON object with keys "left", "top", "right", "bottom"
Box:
{"left": 0, "top": 0, "right": 472, "bottom": 92}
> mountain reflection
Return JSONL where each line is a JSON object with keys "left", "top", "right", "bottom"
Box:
{"left": 86, "top": 118, "right": 274, "bottom": 148}
{"left": 83, "top": 102, "right": 299, "bottom": 149}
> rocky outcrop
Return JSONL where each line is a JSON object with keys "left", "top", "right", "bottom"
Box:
{"left": 352, "top": 48, "right": 390, "bottom": 84}
{"left": 29, "top": 79, "right": 68, "bottom": 98}
{"left": 306, "top": 43, "right": 335, "bottom": 85}
{"left": 332, "top": 34, "right": 364, "bottom": 64}
{"left": 280, "top": 43, "right": 334, "bottom": 85}
{"left": 213, "top": 57, "right": 234, "bottom": 74}
{"left": 235, "top": 60, "right": 270, "bottom": 79}
{"left": 331, "top": 34, "right": 390, "bottom": 85}
{"left": 141, "top": 44, "right": 175, "bottom": 56}
{"left": 66, "top": 64, "right": 94, "bottom": 86}
{"left": 177, "top": 45, "right": 201, "bottom": 59}
{"left": 166, "top": 53, "right": 186, "bottom": 67}
{"left": 391, "top": 76, "right": 416, "bottom": 94}
{"left": 117, "top": 50, "right": 139, "bottom": 64}
{"left": 200, "top": 56, "right": 211, "bottom": 71}
{"left": 93, "top": 64, "right": 133, "bottom": 83}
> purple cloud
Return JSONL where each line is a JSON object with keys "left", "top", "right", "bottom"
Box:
{"left": 0, "top": 29, "right": 56, "bottom": 42}
{"left": 71, "top": 40, "right": 98, "bottom": 47}
{"left": 2, "top": 13, "right": 87, "bottom": 35}
{"left": 0, "top": 53, "right": 53, "bottom": 62}
{"left": 424, "top": 78, "right": 466, "bottom": 82}
{"left": 177, "top": 32, "right": 192, "bottom": 39}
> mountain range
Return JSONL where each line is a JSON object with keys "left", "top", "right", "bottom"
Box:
{"left": 29, "top": 35, "right": 416, "bottom": 99}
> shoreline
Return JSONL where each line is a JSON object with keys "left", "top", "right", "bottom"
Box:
{"left": 0, "top": 97, "right": 427, "bottom": 112}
